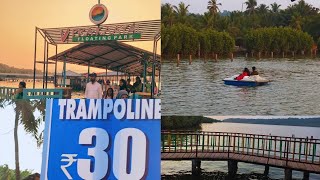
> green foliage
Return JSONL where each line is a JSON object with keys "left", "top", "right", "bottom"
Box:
{"left": 162, "top": 24, "right": 199, "bottom": 56}
{"left": 162, "top": 26, "right": 234, "bottom": 57}
{"left": 244, "top": 27, "right": 313, "bottom": 53}
{"left": 222, "top": 32, "right": 235, "bottom": 54}
{"left": 161, "top": 116, "right": 220, "bottom": 130}
{"left": 0, "top": 164, "right": 32, "bottom": 180}
{"left": 161, "top": 0, "right": 320, "bottom": 56}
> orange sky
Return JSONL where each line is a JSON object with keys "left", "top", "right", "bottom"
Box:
{"left": 0, "top": 0, "right": 160, "bottom": 73}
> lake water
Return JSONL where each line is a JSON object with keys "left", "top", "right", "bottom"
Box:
{"left": 162, "top": 123, "right": 320, "bottom": 179}
{"left": 161, "top": 58, "right": 320, "bottom": 116}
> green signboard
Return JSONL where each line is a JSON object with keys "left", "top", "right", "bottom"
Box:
{"left": 72, "top": 33, "right": 141, "bottom": 42}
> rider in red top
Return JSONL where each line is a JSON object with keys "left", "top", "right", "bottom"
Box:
{"left": 235, "top": 68, "right": 250, "bottom": 81}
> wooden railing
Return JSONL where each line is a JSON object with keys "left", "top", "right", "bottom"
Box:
{"left": 161, "top": 131, "right": 320, "bottom": 165}
{"left": 0, "top": 87, "right": 17, "bottom": 99}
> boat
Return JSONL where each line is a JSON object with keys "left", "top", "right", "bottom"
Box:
{"left": 223, "top": 75, "right": 270, "bottom": 87}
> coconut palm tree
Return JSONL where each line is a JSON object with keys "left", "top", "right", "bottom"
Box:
{"left": 162, "top": 3, "right": 175, "bottom": 26}
{"left": 257, "top": 4, "right": 269, "bottom": 15}
{"left": 207, "top": 0, "right": 222, "bottom": 16}
{"left": 245, "top": 0, "right": 257, "bottom": 15}
{"left": 270, "top": 2, "right": 281, "bottom": 13}
{"left": 0, "top": 99, "right": 45, "bottom": 180}
{"left": 173, "top": 2, "right": 190, "bottom": 24}
{"left": 202, "top": 12, "right": 214, "bottom": 29}
{"left": 290, "top": 13, "right": 303, "bottom": 30}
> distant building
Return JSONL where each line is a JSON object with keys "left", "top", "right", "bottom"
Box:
{"left": 56, "top": 70, "right": 84, "bottom": 90}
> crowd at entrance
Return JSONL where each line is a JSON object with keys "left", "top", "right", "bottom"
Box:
{"left": 85, "top": 73, "right": 158, "bottom": 99}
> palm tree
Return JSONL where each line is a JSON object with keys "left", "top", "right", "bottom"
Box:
{"left": 202, "top": 12, "right": 214, "bottom": 29}
{"left": 270, "top": 2, "right": 281, "bottom": 13}
{"left": 207, "top": 0, "right": 222, "bottom": 16}
{"left": 290, "top": 13, "right": 303, "bottom": 30}
{"left": 257, "top": 4, "right": 269, "bottom": 15}
{"left": 173, "top": 2, "right": 190, "bottom": 24}
{"left": 245, "top": 0, "right": 257, "bottom": 15}
{"left": 162, "top": 3, "right": 175, "bottom": 26}
{"left": 0, "top": 99, "right": 45, "bottom": 180}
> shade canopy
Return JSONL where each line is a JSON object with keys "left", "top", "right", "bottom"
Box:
{"left": 48, "top": 41, "right": 160, "bottom": 76}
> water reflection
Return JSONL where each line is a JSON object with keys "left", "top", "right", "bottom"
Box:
{"left": 162, "top": 58, "right": 320, "bottom": 116}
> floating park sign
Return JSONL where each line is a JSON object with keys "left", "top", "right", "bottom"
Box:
{"left": 60, "top": 23, "right": 142, "bottom": 43}
{"left": 41, "top": 99, "right": 161, "bottom": 180}
{"left": 72, "top": 33, "right": 142, "bottom": 42}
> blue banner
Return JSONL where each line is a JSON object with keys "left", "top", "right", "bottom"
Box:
{"left": 41, "top": 99, "right": 161, "bottom": 180}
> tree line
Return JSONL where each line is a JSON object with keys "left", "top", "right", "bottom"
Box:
{"left": 0, "top": 63, "right": 42, "bottom": 74}
{"left": 162, "top": 24, "right": 235, "bottom": 57}
{"left": 162, "top": 0, "right": 320, "bottom": 58}
{"left": 245, "top": 27, "right": 314, "bottom": 56}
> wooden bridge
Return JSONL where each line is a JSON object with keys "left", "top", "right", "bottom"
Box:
{"left": 161, "top": 131, "right": 320, "bottom": 180}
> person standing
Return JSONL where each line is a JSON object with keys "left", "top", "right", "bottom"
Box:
{"left": 85, "top": 73, "right": 102, "bottom": 99}
{"left": 133, "top": 76, "right": 143, "bottom": 92}
{"left": 119, "top": 79, "right": 128, "bottom": 92}
{"left": 103, "top": 88, "right": 114, "bottom": 99}
{"left": 127, "top": 78, "right": 133, "bottom": 93}
{"left": 12, "top": 81, "right": 26, "bottom": 99}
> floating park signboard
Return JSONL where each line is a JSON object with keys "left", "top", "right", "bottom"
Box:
{"left": 72, "top": 33, "right": 142, "bottom": 42}
{"left": 59, "top": 23, "right": 142, "bottom": 43}
{"left": 41, "top": 99, "right": 161, "bottom": 180}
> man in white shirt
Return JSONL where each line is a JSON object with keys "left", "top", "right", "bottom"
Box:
{"left": 85, "top": 73, "right": 102, "bottom": 99}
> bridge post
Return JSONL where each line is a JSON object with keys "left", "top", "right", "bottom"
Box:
{"left": 191, "top": 159, "right": 201, "bottom": 176}
{"left": 284, "top": 168, "right": 292, "bottom": 180}
{"left": 264, "top": 165, "right": 269, "bottom": 176}
{"left": 303, "top": 171, "right": 309, "bottom": 180}
{"left": 228, "top": 160, "right": 238, "bottom": 179}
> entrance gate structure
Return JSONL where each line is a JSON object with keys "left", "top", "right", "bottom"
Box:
{"left": 32, "top": 19, "right": 161, "bottom": 98}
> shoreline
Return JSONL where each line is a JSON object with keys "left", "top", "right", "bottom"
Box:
{"left": 161, "top": 172, "right": 273, "bottom": 180}
{"left": 161, "top": 55, "right": 320, "bottom": 61}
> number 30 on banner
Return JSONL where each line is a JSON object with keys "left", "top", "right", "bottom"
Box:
{"left": 62, "top": 128, "right": 147, "bottom": 180}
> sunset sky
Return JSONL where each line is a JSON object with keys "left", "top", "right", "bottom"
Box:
{"left": 0, "top": 0, "right": 160, "bottom": 73}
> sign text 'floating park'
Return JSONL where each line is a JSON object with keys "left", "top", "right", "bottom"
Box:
{"left": 60, "top": 23, "right": 142, "bottom": 43}
{"left": 41, "top": 99, "right": 161, "bottom": 180}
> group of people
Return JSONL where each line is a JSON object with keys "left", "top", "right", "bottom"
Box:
{"left": 235, "top": 66, "right": 259, "bottom": 81}
{"left": 85, "top": 73, "right": 147, "bottom": 99}
{"left": 10, "top": 73, "right": 156, "bottom": 99}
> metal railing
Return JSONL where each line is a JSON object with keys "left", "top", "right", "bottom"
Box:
{"left": 161, "top": 131, "right": 320, "bottom": 165}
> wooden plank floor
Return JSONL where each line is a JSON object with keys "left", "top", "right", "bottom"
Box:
{"left": 161, "top": 152, "right": 320, "bottom": 174}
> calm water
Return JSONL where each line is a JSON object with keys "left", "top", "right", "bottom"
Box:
{"left": 161, "top": 58, "right": 320, "bottom": 116}
{"left": 162, "top": 123, "right": 320, "bottom": 179}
